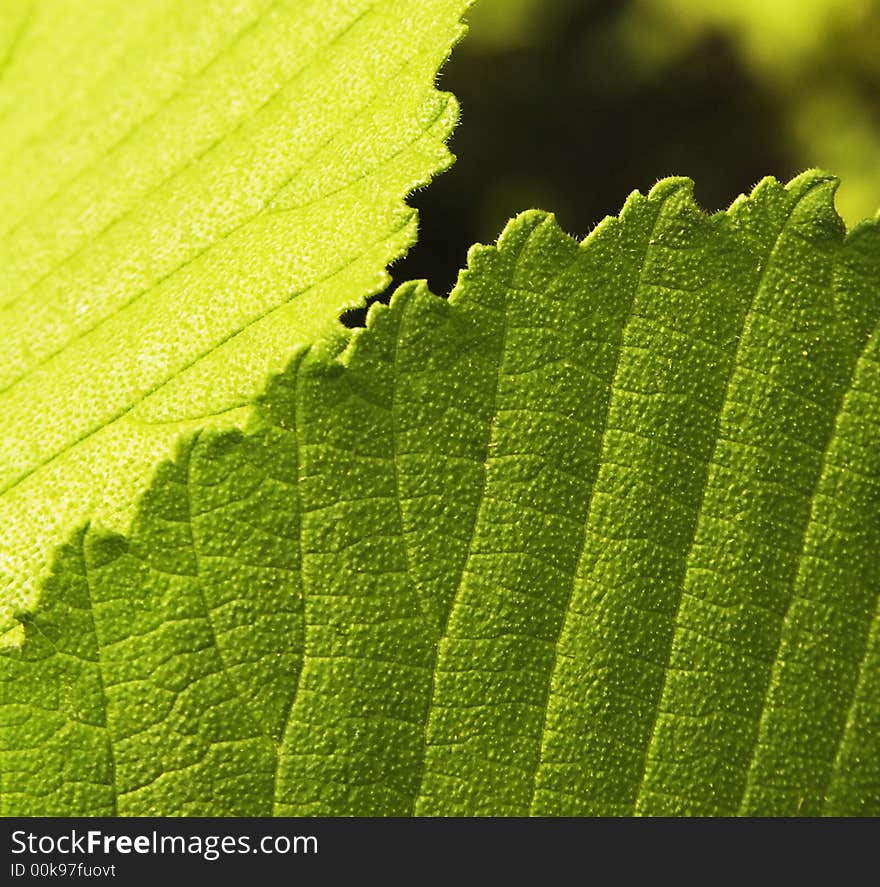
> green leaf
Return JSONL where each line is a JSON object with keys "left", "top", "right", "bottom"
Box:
{"left": 3, "top": 172, "right": 878, "bottom": 815}
{"left": 0, "top": 0, "right": 470, "bottom": 639}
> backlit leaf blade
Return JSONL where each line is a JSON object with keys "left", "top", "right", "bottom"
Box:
{"left": 0, "top": 0, "right": 470, "bottom": 635}
{"left": 2, "top": 172, "right": 877, "bottom": 815}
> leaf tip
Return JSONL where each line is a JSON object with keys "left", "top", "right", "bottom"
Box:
{"left": 647, "top": 176, "right": 696, "bottom": 202}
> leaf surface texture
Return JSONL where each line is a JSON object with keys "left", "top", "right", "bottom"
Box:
{"left": 3, "top": 173, "right": 878, "bottom": 815}
{"left": 0, "top": 0, "right": 469, "bottom": 632}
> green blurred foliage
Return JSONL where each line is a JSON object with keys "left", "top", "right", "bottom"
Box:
{"left": 631, "top": 0, "right": 880, "bottom": 223}
{"left": 380, "top": 0, "right": 880, "bottom": 300}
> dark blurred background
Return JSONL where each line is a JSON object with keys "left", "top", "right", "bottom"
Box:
{"left": 347, "top": 0, "right": 880, "bottom": 321}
